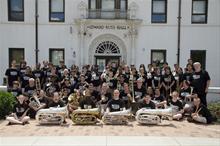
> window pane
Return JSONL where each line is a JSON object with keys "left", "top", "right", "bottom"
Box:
{"left": 152, "top": 14, "right": 166, "bottom": 22}
{"left": 153, "top": 0, "right": 165, "bottom": 13}
{"left": 10, "top": 12, "right": 24, "bottom": 21}
{"left": 51, "top": 50, "right": 64, "bottom": 66}
{"left": 102, "top": 0, "right": 114, "bottom": 10}
{"left": 120, "top": 0, "right": 126, "bottom": 10}
{"left": 193, "top": 1, "right": 206, "bottom": 14}
{"left": 152, "top": 51, "right": 165, "bottom": 63}
{"left": 90, "top": 0, "right": 96, "bottom": 9}
{"left": 10, "top": 0, "right": 23, "bottom": 11}
{"left": 51, "top": 0, "right": 64, "bottom": 12}
{"left": 192, "top": 15, "right": 206, "bottom": 23}
{"left": 9, "top": 49, "right": 24, "bottom": 66}
{"left": 51, "top": 12, "right": 64, "bottom": 21}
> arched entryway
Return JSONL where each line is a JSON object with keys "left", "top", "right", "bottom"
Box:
{"left": 89, "top": 34, "right": 127, "bottom": 72}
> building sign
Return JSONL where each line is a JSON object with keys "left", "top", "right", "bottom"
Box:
{"left": 87, "top": 25, "right": 129, "bottom": 30}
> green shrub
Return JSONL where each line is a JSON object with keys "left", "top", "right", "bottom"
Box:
{"left": 0, "top": 91, "right": 16, "bottom": 119}
{"left": 208, "top": 102, "right": 220, "bottom": 123}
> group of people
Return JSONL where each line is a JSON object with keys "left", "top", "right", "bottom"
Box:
{"left": 4, "top": 58, "right": 213, "bottom": 125}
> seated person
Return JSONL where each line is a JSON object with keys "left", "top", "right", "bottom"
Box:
{"left": 29, "top": 90, "right": 48, "bottom": 118}
{"left": 188, "top": 97, "right": 213, "bottom": 124}
{"left": 79, "top": 88, "right": 96, "bottom": 109}
{"left": 168, "top": 91, "right": 184, "bottom": 120}
{"left": 24, "top": 78, "right": 36, "bottom": 98}
{"left": 134, "top": 78, "right": 146, "bottom": 102}
{"left": 106, "top": 89, "right": 125, "bottom": 112}
{"left": 120, "top": 83, "right": 133, "bottom": 109}
{"left": 48, "top": 92, "right": 65, "bottom": 108}
{"left": 138, "top": 94, "right": 156, "bottom": 109}
{"left": 8, "top": 81, "right": 22, "bottom": 98}
{"left": 152, "top": 88, "right": 167, "bottom": 108}
{"left": 6, "top": 94, "right": 30, "bottom": 125}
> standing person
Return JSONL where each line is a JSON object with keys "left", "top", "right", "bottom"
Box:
{"left": 183, "top": 63, "right": 194, "bottom": 82}
{"left": 190, "top": 62, "right": 211, "bottom": 107}
{"left": 20, "top": 66, "right": 34, "bottom": 90}
{"left": 161, "top": 67, "right": 175, "bottom": 101}
{"left": 152, "top": 67, "right": 161, "bottom": 90}
{"left": 19, "top": 60, "right": 27, "bottom": 77}
{"left": 5, "top": 60, "right": 20, "bottom": 89}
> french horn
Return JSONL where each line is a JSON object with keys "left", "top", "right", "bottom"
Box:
{"left": 70, "top": 108, "right": 100, "bottom": 125}
{"left": 136, "top": 107, "right": 173, "bottom": 125}
{"left": 102, "top": 109, "right": 131, "bottom": 125}
{"left": 36, "top": 106, "right": 67, "bottom": 125}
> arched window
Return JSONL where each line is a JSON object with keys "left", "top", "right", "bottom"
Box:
{"left": 95, "top": 41, "right": 120, "bottom": 54}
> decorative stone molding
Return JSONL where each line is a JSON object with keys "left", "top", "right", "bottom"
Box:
{"left": 128, "top": 2, "right": 138, "bottom": 19}
{"left": 89, "top": 34, "right": 127, "bottom": 64}
{"left": 77, "top": 1, "right": 87, "bottom": 19}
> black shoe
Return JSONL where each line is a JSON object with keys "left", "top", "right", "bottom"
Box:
{"left": 7, "top": 122, "right": 12, "bottom": 125}
{"left": 187, "top": 117, "right": 193, "bottom": 123}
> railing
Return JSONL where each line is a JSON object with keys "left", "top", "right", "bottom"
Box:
{"left": 88, "top": 9, "right": 128, "bottom": 19}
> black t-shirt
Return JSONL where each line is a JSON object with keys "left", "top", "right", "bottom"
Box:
{"left": 5, "top": 68, "right": 20, "bottom": 87}
{"left": 152, "top": 74, "right": 161, "bottom": 88}
{"left": 79, "top": 96, "right": 96, "bottom": 109}
{"left": 183, "top": 72, "right": 193, "bottom": 82}
{"left": 179, "top": 87, "right": 192, "bottom": 101}
{"left": 48, "top": 100, "right": 65, "bottom": 108}
{"left": 33, "top": 70, "right": 44, "bottom": 82}
{"left": 120, "top": 90, "right": 132, "bottom": 109}
{"left": 108, "top": 78, "right": 118, "bottom": 89}
{"left": 107, "top": 98, "right": 125, "bottom": 112}
{"left": 13, "top": 102, "right": 29, "bottom": 117}
{"left": 152, "top": 95, "right": 165, "bottom": 102}
{"left": 146, "top": 72, "right": 153, "bottom": 87}
{"left": 20, "top": 74, "right": 34, "bottom": 88}
{"left": 134, "top": 86, "right": 146, "bottom": 102}
{"left": 19, "top": 67, "right": 26, "bottom": 77}
{"left": 100, "top": 92, "right": 112, "bottom": 104}
{"left": 169, "top": 99, "right": 183, "bottom": 111}
{"left": 8, "top": 88, "right": 22, "bottom": 97}
{"left": 191, "top": 70, "right": 210, "bottom": 94}
{"left": 24, "top": 85, "right": 36, "bottom": 97}
{"left": 192, "top": 104, "right": 213, "bottom": 124}
{"left": 91, "top": 73, "right": 101, "bottom": 87}
{"left": 139, "top": 100, "right": 156, "bottom": 109}
{"left": 161, "top": 74, "right": 175, "bottom": 86}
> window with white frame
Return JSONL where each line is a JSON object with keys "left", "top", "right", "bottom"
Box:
{"left": 192, "top": 0, "right": 208, "bottom": 23}
{"left": 8, "top": 0, "right": 24, "bottom": 21}
{"left": 49, "top": 49, "right": 65, "bottom": 66}
{"left": 49, "top": 0, "right": 65, "bottom": 22}
{"left": 151, "top": 0, "right": 167, "bottom": 23}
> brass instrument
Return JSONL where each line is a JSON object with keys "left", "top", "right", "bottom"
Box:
{"left": 29, "top": 94, "right": 41, "bottom": 109}
{"left": 129, "top": 74, "right": 135, "bottom": 103}
{"left": 67, "top": 92, "right": 82, "bottom": 113}
{"left": 136, "top": 107, "right": 173, "bottom": 125}
{"left": 36, "top": 106, "right": 67, "bottom": 125}
{"left": 102, "top": 109, "right": 131, "bottom": 125}
{"left": 35, "top": 77, "right": 41, "bottom": 91}
{"left": 70, "top": 108, "right": 100, "bottom": 125}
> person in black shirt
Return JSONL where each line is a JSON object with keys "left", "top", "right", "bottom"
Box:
{"left": 152, "top": 67, "right": 161, "bottom": 90}
{"left": 183, "top": 64, "right": 194, "bottom": 82}
{"left": 8, "top": 81, "right": 22, "bottom": 98}
{"left": 20, "top": 66, "right": 34, "bottom": 89}
{"left": 79, "top": 88, "right": 96, "bottom": 109}
{"left": 5, "top": 60, "right": 20, "bottom": 88}
{"left": 48, "top": 92, "right": 65, "bottom": 107}
{"left": 32, "top": 63, "right": 44, "bottom": 86}
{"left": 188, "top": 97, "right": 213, "bottom": 124}
{"left": 138, "top": 94, "right": 156, "bottom": 109}
{"left": 152, "top": 88, "right": 167, "bottom": 109}
{"left": 168, "top": 91, "right": 184, "bottom": 120}
{"left": 19, "top": 60, "right": 27, "bottom": 77}
{"left": 24, "top": 78, "right": 36, "bottom": 98}
{"left": 106, "top": 89, "right": 125, "bottom": 112}
{"left": 134, "top": 78, "right": 146, "bottom": 102}
{"left": 6, "top": 95, "right": 30, "bottom": 125}
{"left": 29, "top": 90, "right": 48, "bottom": 118}
{"left": 120, "top": 83, "right": 132, "bottom": 109}
{"left": 190, "top": 62, "right": 211, "bottom": 106}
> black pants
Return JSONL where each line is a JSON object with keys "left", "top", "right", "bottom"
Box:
{"left": 198, "top": 93, "right": 207, "bottom": 107}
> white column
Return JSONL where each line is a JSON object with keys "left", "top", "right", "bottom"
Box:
{"left": 78, "top": 20, "right": 85, "bottom": 67}
{"left": 130, "top": 23, "right": 137, "bottom": 65}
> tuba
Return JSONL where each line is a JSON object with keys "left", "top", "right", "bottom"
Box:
{"left": 70, "top": 108, "right": 100, "bottom": 125}
{"left": 36, "top": 106, "right": 68, "bottom": 125}
{"left": 136, "top": 107, "right": 173, "bottom": 125}
{"left": 102, "top": 109, "right": 131, "bottom": 125}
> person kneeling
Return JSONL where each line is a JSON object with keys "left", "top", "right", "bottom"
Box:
{"left": 188, "top": 97, "right": 213, "bottom": 124}
{"left": 6, "top": 95, "right": 30, "bottom": 125}
{"left": 169, "top": 91, "right": 184, "bottom": 120}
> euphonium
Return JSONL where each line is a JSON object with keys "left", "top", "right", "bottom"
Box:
{"left": 70, "top": 108, "right": 100, "bottom": 125}
{"left": 29, "top": 94, "right": 41, "bottom": 109}
{"left": 136, "top": 107, "right": 173, "bottom": 125}
{"left": 36, "top": 106, "right": 67, "bottom": 125}
{"left": 102, "top": 109, "right": 131, "bottom": 125}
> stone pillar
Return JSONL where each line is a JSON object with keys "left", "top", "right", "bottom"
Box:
{"left": 77, "top": 20, "right": 86, "bottom": 68}
{"left": 129, "top": 23, "right": 138, "bottom": 65}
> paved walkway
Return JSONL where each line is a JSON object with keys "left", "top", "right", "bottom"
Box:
{"left": 0, "top": 119, "right": 220, "bottom": 146}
